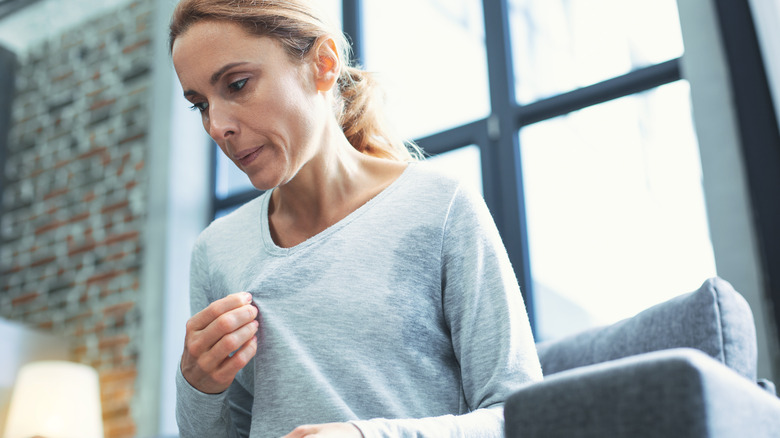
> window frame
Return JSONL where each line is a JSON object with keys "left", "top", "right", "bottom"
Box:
{"left": 209, "top": 0, "right": 780, "bottom": 344}
{"left": 712, "top": 0, "right": 780, "bottom": 347}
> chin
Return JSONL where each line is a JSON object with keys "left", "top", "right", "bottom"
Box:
{"left": 249, "top": 179, "right": 279, "bottom": 192}
{"left": 245, "top": 160, "right": 300, "bottom": 192}
{"left": 247, "top": 171, "right": 286, "bottom": 192}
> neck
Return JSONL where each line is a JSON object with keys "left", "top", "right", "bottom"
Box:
{"left": 267, "top": 125, "right": 408, "bottom": 248}
{"left": 271, "top": 138, "right": 366, "bottom": 225}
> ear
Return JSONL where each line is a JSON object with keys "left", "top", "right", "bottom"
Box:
{"left": 312, "top": 37, "right": 341, "bottom": 92}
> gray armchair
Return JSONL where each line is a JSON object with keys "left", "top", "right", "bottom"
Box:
{"left": 505, "top": 277, "right": 780, "bottom": 437}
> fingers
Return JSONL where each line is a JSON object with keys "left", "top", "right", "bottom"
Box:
{"left": 180, "top": 292, "right": 260, "bottom": 394}
{"left": 283, "top": 425, "right": 317, "bottom": 438}
{"left": 188, "top": 292, "right": 253, "bottom": 331}
{"left": 196, "top": 317, "right": 259, "bottom": 372}
{"left": 206, "top": 332, "right": 258, "bottom": 389}
{"left": 187, "top": 295, "right": 258, "bottom": 357}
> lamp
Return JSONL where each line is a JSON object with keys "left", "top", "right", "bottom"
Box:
{"left": 3, "top": 361, "right": 104, "bottom": 438}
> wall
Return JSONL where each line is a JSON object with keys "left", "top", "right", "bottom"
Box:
{"left": 678, "top": 0, "right": 780, "bottom": 381}
{"left": 0, "top": 1, "right": 153, "bottom": 437}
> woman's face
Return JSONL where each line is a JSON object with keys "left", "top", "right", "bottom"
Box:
{"left": 172, "top": 20, "right": 328, "bottom": 190}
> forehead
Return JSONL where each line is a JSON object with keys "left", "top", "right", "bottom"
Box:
{"left": 171, "top": 20, "right": 288, "bottom": 82}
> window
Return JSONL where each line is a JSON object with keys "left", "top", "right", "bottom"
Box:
{"left": 506, "top": 0, "right": 715, "bottom": 338}
{"left": 426, "top": 145, "right": 483, "bottom": 196}
{"left": 362, "top": 0, "right": 490, "bottom": 139}
{"left": 211, "top": 0, "right": 719, "bottom": 341}
{"left": 520, "top": 81, "right": 716, "bottom": 339}
{"left": 509, "top": 0, "right": 684, "bottom": 103}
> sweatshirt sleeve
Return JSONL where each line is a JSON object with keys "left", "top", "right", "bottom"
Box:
{"left": 351, "top": 184, "right": 543, "bottom": 437}
{"left": 175, "top": 234, "right": 253, "bottom": 438}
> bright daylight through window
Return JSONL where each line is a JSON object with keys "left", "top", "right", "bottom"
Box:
{"left": 215, "top": 0, "right": 717, "bottom": 341}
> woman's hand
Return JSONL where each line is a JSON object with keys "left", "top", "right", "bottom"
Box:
{"left": 180, "top": 292, "right": 259, "bottom": 394}
{"left": 282, "top": 423, "right": 363, "bottom": 438}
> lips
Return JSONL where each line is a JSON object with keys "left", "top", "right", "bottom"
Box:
{"left": 236, "top": 146, "right": 263, "bottom": 167}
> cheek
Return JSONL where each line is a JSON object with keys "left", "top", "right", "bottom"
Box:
{"left": 257, "top": 85, "right": 315, "bottom": 141}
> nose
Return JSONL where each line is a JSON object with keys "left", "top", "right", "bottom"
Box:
{"left": 206, "top": 102, "right": 238, "bottom": 141}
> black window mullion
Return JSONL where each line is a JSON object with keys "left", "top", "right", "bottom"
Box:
{"left": 482, "top": 0, "right": 536, "bottom": 331}
{"left": 516, "top": 59, "right": 682, "bottom": 127}
{"left": 342, "top": 0, "right": 364, "bottom": 67}
{"left": 213, "top": 190, "right": 263, "bottom": 215}
{"left": 413, "top": 119, "right": 486, "bottom": 155}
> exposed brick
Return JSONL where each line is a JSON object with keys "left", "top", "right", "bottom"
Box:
{"left": 100, "top": 367, "right": 137, "bottom": 384}
{"left": 76, "top": 320, "right": 106, "bottom": 337}
{"left": 66, "top": 310, "right": 93, "bottom": 324}
{"left": 87, "top": 86, "right": 108, "bottom": 98}
{"left": 98, "top": 334, "right": 130, "bottom": 351}
{"left": 101, "top": 200, "right": 129, "bottom": 215}
{"left": 104, "top": 250, "right": 128, "bottom": 262}
{"left": 11, "top": 291, "right": 40, "bottom": 307}
{"left": 103, "top": 418, "right": 136, "bottom": 438}
{"left": 103, "top": 401, "right": 130, "bottom": 419}
{"left": 68, "top": 241, "right": 97, "bottom": 256}
{"left": 104, "top": 231, "right": 139, "bottom": 245}
{"left": 1, "top": 2, "right": 154, "bottom": 436}
{"left": 77, "top": 145, "right": 109, "bottom": 161}
{"left": 29, "top": 255, "right": 57, "bottom": 268}
{"left": 35, "top": 220, "right": 65, "bottom": 235}
{"left": 43, "top": 187, "right": 69, "bottom": 200}
{"left": 119, "top": 133, "right": 145, "bottom": 145}
{"left": 102, "top": 386, "right": 134, "bottom": 406}
{"left": 100, "top": 287, "right": 125, "bottom": 299}
{"left": 86, "top": 269, "right": 125, "bottom": 286}
{"left": 103, "top": 302, "right": 134, "bottom": 318}
{"left": 89, "top": 98, "right": 116, "bottom": 112}
{"left": 73, "top": 345, "right": 89, "bottom": 361}
{"left": 71, "top": 211, "right": 91, "bottom": 222}
{"left": 2, "top": 265, "right": 24, "bottom": 275}
{"left": 53, "top": 70, "right": 74, "bottom": 82}
{"left": 122, "top": 38, "right": 150, "bottom": 54}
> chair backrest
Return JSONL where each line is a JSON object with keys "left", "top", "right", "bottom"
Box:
{"left": 535, "top": 277, "right": 758, "bottom": 381}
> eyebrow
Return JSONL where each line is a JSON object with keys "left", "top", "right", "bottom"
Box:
{"left": 183, "top": 61, "right": 250, "bottom": 98}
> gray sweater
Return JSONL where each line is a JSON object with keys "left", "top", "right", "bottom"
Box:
{"left": 176, "top": 163, "right": 542, "bottom": 437}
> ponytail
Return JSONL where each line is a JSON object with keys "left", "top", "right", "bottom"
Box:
{"left": 336, "top": 67, "right": 422, "bottom": 161}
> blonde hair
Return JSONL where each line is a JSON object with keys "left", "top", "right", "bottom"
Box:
{"left": 169, "top": 0, "right": 422, "bottom": 161}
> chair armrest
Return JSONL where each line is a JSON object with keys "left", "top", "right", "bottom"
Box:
{"left": 505, "top": 348, "right": 780, "bottom": 438}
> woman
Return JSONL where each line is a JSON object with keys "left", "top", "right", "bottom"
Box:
{"left": 170, "top": 1, "right": 542, "bottom": 437}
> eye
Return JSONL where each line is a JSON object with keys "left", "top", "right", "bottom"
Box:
{"left": 228, "top": 78, "right": 248, "bottom": 92}
{"left": 189, "top": 101, "right": 209, "bottom": 113}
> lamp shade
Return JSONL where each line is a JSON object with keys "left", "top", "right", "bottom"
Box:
{"left": 3, "top": 361, "right": 104, "bottom": 438}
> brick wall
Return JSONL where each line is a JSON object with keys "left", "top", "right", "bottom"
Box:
{"left": 0, "top": 1, "right": 153, "bottom": 437}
